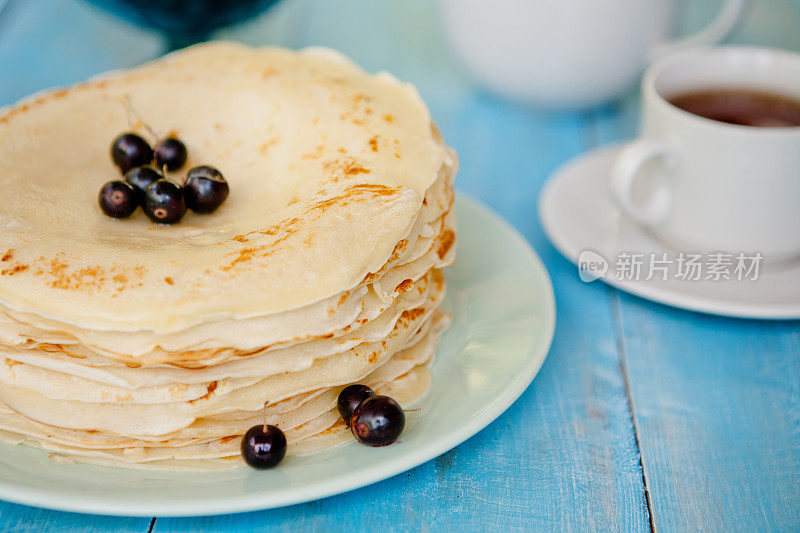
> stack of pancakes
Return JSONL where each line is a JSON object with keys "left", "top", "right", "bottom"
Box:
{"left": 0, "top": 43, "right": 456, "bottom": 469}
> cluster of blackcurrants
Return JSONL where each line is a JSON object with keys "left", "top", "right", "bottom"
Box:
{"left": 337, "top": 384, "right": 405, "bottom": 447}
{"left": 240, "top": 384, "right": 405, "bottom": 470}
{"left": 98, "top": 132, "right": 229, "bottom": 224}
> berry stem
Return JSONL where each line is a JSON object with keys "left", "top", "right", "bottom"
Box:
{"left": 124, "top": 95, "right": 160, "bottom": 143}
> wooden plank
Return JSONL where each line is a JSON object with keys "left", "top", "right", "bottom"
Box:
{"left": 155, "top": 0, "right": 649, "bottom": 530}
{"left": 617, "top": 296, "right": 800, "bottom": 531}
{"left": 0, "top": 504, "right": 152, "bottom": 533}
{"left": 590, "top": 3, "right": 800, "bottom": 530}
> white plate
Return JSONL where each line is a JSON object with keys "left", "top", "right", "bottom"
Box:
{"left": 0, "top": 195, "right": 555, "bottom": 516}
{"left": 540, "top": 145, "right": 800, "bottom": 319}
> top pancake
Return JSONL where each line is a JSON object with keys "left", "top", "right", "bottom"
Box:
{"left": 0, "top": 42, "right": 452, "bottom": 332}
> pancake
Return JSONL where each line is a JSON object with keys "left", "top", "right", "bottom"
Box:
{"left": 0, "top": 42, "right": 453, "bottom": 332}
{"left": 0, "top": 42, "right": 457, "bottom": 469}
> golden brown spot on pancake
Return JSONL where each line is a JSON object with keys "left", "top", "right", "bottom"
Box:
{"left": 219, "top": 435, "right": 239, "bottom": 445}
{"left": 164, "top": 276, "right": 174, "bottom": 285}
{"left": 319, "top": 420, "right": 347, "bottom": 436}
{"left": 35, "top": 257, "right": 145, "bottom": 292}
{"left": 392, "top": 239, "right": 408, "bottom": 259}
{"left": 368, "top": 135, "right": 379, "bottom": 152}
{"left": 1, "top": 250, "right": 13, "bottom": 262}
{"left": 395, "top": 369, "right": 415, "bottom": 381}
{"left": 51, "top": 264, "right": 103, "bottom": 289}
{"left": 361, "top": 272, "right": 380, "bottom": 284}
{"left": 337, "top": 291, "right": 350, "bottom": 307}
{"left": 257, "top": 135, "right": 280, "bottom": 156}
{"left": 368, "top": 351, "right": 379, "bottom": 364}
{"left": 262, "top": 67, "right": 278, "bottom": 79}
{"left": 225, "top": 247, "right": 260, "bottom": 270}
{"left": 0, "top": 103, "right": 28, "bottom": 125}
{"left": 189, "top": 381, "right": 218, "bottom": 404}
{"left": 49, "top": 257, "right": 64, "bottom": 275}
{"left": 384, "top": 114, "right": 394, "bottom": 123}
{"left": 395, "top": 279, "right": 413, "bottom": 293}
{"left": 349, "top": 183, "right": 397, "bottom": 197}
{"left": 432, "top": 269, "right": 445, "bottom": 291}
{"left": 324, "top": 158, "right": 371, "bottom": 182}
{"left": 399, "top": 307, "right": 426, "bottom": 326}
{"left": 219, "top": 184, "right": 401, "bottom": 270}
{"left": 293, "top": 419, "right": 313, "bottom": 431}
{"left": 108, "top": 391, "right": 133, "bottom": 402}
{"left": 4, "top": 359, "right": 21, "bottom": 368}
{"left": 437, "top": 229, "right": 455, "bottom": 260}
{"left": 0, "top": 264, "right": 28, "bottom": 276}
{"left": 311, "top": 116, "right": 320, "bottom": 125}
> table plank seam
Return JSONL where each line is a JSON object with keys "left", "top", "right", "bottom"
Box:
{"left": 586, "top": 109, "right": 656, "bottom": 532}
{"left": 612, "top": 291, "right": 656, "bottom": 533}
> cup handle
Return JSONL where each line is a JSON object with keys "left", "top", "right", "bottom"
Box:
{"left": 652, "top": 0, "right": 749, "bottom": 59}
{"left": 611, "top": 140, "right": 677, "bottom": 226}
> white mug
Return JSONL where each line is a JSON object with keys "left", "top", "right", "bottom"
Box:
{"left": 438, "top": 0, "right": 748, "bottom": 109}
{"left": 612, "top": 46, "right": 800, "bottom": 259}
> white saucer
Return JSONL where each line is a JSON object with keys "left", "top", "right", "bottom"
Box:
{"left": 539, "top": 144, "right": 800, "bottom": 320}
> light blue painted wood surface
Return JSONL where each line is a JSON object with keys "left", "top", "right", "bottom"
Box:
{"left": 0, "top": 1, "right": 798, "bottom": 531}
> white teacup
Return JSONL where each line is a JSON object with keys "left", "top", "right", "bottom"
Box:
{"left": 438, "top": 0, "right": 748, "bottom": 109}
{"left": 612, "top": 46, "right": 800, "bottom": 259}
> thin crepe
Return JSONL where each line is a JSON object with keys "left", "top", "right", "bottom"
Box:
{"left": 0, "top": 42, "right": 454, "bottom": 332}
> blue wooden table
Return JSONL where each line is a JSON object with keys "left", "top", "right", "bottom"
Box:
{"left": 1, "top": 1, "right": 799, "bottom": 531}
